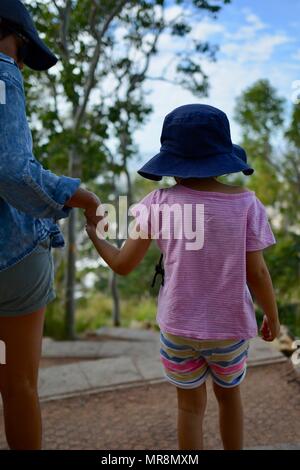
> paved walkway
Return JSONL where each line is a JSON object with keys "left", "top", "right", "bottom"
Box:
{"left": 39, "top": 328, "right": 288, "bottom": 401}
{"left": 0, "top": 328, "right": 299, "bottom": 450}
{"left": 1, "top": 362, "right": 298, "bottom": 450}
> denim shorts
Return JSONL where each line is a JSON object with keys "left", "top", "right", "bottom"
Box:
{"left": 160, "top": 331, "right": 250, "bottom": 389}
{"left": 0, "top": 237, "right": 56, "bottom": 317}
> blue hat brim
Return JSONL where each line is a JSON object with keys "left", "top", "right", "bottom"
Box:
{"left": 138, "top": 145, "right": 254, "bottom": 181}
{"left": 23, "top": 30, "right": 58, "bottom": 71}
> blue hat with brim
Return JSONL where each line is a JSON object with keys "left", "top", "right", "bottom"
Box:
{"left": 138, "top": 104, "right": 254, "bottom": 181}
{"left": 0, "top": 0, "right": 58, "bottom": 71}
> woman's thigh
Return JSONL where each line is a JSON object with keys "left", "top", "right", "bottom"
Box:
{"left": 0, "top": 238, "right": 55, "bottom": 317}
{"left": 0, "top": 308, "right": 45, "bottom": 391}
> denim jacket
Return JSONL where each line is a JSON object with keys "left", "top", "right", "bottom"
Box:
{"left": 0, "top": 52, "right": 81, "bottom": 272}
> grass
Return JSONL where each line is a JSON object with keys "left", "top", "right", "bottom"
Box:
{"left": 44, "top": 293, "right": 300, "bottom": 340}
{"left": 44, "top": 293, "right": 158, "bottom": 339}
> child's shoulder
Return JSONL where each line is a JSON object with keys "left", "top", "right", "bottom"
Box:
{"left": 143, "top": 186, "right": 175, "bottom": 198}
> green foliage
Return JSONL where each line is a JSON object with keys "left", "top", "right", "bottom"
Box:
{"left": 171, "top": 22, "right": 192, "bottom": 36}
{"left": 266, "top": 231, "right": 300, "bottom": 302}
{"left": 234, "top": 79, "right": 285, "bottom": 139}
{"left": 118, "top": 243, "right": 161, "bottom": 297}
{"left": 44, "top": 292, "right": 156, "bottom": 338}
{"left": 44, "top": 299, "right": 66, "bottom": 340}
{"left": 23, "top": 1, "right": 300, "bottom": 345}
{"left": 190, "top": 0, "right": 231, "bottom": 15}
{"left": 75, "top": 293, "right": 157, "bottom": 334}
{"left": 235, "top": 79, "right": 300, "bottom": 336}
{"left": 286, "top": 105, "right": 300, "bottom": 148}
{"left": 76, "top": 293, "right": 114, "bottom": 333}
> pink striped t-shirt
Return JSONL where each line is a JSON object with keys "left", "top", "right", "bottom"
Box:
{"left": 132, "top": 183, "right": 276, "bottom": 340}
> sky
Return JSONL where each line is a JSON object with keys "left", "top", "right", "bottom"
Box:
{"left": 134, "top": 0, "right": 300, "bottom": 167}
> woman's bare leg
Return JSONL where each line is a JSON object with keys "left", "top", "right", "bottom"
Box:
{"left": 177, "top": 383, "right": 207, "bottom": 450}
{"left": 0, "top": 308, "right": 45, "bottom": 450}
{"left": 213, "top": 382, "right": 244, "bottom": 450}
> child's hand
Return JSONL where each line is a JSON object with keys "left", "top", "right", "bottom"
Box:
{"left": 85, "top": 209, "right": 109, "bottom": 239}
{"left": 85, "top": 220, "right": 97, "bottom": 238}
{"left": 84, "top": 196, "right": 102, "bottom": 227}
{"left": 260, "top": 315, "right": 280, "bottom": 342}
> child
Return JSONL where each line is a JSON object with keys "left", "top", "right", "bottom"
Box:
{"left": 85, "top": 104, "right": 280, "bottom": 450}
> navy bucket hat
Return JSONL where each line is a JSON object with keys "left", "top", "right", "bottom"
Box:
{"left": 0, "top": 0, "right": 58, "bottom": 70}
{"left": 138, "top": 104, "right": 254, "bottom": 180}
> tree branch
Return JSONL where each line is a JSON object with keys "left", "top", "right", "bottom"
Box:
{"left": 45, "top": 70, "right": 64, "bottom": 129}
{"left": 51, "top": 0, "right": 61, "bottom": 13}
{"left": 60, "top": 0, "right": 72, "bottom": 59}
{"left": 73, "top": 0, "right": 132, "bottom": 130}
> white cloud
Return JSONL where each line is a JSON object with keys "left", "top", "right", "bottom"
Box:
{"left": 134, "top": 9, "right": 297, "bottom": 164}
{"left": 246, "top": 13, "right": 266, "bottom": 28}
{"left": 164, "top": 4, "right": 185, "bottom": 22}
{"left": 222, "top": 33, "right": 291, "bottom": 63}
{"left": 226, "top": 12, "right": 267, "bottom": 41}
{"left": 292, "top": 49, "right": 300, "bottom": 60}
{"left": 192, "top": 19, "right": 225, "bottom": 40}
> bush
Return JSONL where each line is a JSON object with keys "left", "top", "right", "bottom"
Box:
{"left": 45, "top": 293, "right": 300, "bottom": 340}
{"left": 76, "top": 293, "right": 113, "bottom": 333}
{"left": 44, "top": 299, "right": 65, "bottom": 340}
{"left": 76, "top": 293, "right": 157, "bottom": 332}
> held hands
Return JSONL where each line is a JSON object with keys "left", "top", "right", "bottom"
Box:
{"left": 260, "top": 315, "right": 280, "bottom": 342}
{"left": 85, "top": 206, "right": 109, "bottom": 239}
{"left": 82, "top": 192, "right": 107, "bottom": 238}
{"left": 65, "top": 188, "right": 102, "bottom": 227}
{"left": 64, "top": 187, "right": 108, "bottom": 237}
{"left": 84, "top": 194, "right": 102, "bottom": 227}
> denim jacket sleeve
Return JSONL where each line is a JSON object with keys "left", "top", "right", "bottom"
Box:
{"left": 0, "top": 63, "right": 81, "bottom": 220}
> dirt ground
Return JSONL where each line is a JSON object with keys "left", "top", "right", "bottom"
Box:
{"left": 1, "top": 361, "right": 299, "bottom": 450}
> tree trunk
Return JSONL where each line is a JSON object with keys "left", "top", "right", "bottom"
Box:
{"left": 65, "top": 208, "right": 77, "bottom": 339}
{"left": 65, "top": 146, "right": 81, "bottom": 339}
{"left": 109, "top": 184, "right": 124, "bottom": 327}
{"left": 110, "top": 269, "right": 120, "bottom": 326}
{"left": 107, "top": 146, "right": 134, "bottom": 328}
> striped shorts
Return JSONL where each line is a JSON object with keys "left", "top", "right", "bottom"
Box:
{"left": 160, "top": 331, "right": 250, "bottom": 389}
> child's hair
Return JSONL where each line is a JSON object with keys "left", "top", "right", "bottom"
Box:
{"left": 0, "top": 19, "right": 20, "bottom": 41}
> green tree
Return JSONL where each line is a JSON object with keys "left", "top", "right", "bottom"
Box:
{"left": 23, "top": 0, "right": 231, "bottom": 336}
{"left": 234, "top": 79, "right": 285, "bottom": 205}
{"left": 234, "top": 80, "right": 300, "bottom": 333}
{"left": 284, "top": 105, "right": 300, "bottom": 225}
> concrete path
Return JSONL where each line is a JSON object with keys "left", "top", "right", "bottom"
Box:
{"left": 39, "top": 328, "right": 287, "bottom": 401}
{"left": 1, "top": 362, "right": 297, "bottom": 450}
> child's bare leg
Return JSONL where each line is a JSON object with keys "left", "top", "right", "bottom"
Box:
{"left": 213, "top": 382, "right": 243, "bottom": 450}
{"left": 177, "top": 383, "right": 207, "bottom": 450}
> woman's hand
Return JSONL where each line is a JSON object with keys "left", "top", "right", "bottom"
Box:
{"left": 65, "top": 188, "right": 102, "bottom": 226}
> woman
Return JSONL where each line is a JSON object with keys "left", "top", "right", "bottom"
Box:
{"left": 0, "top": 0, "right": 100, "bottom": 450}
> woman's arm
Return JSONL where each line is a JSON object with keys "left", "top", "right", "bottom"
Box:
{"left": 0, "top": 70, "right": 95, "bottom": 220}
{"left": 86, "top": 223, "right": 152, "bottom": 275}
